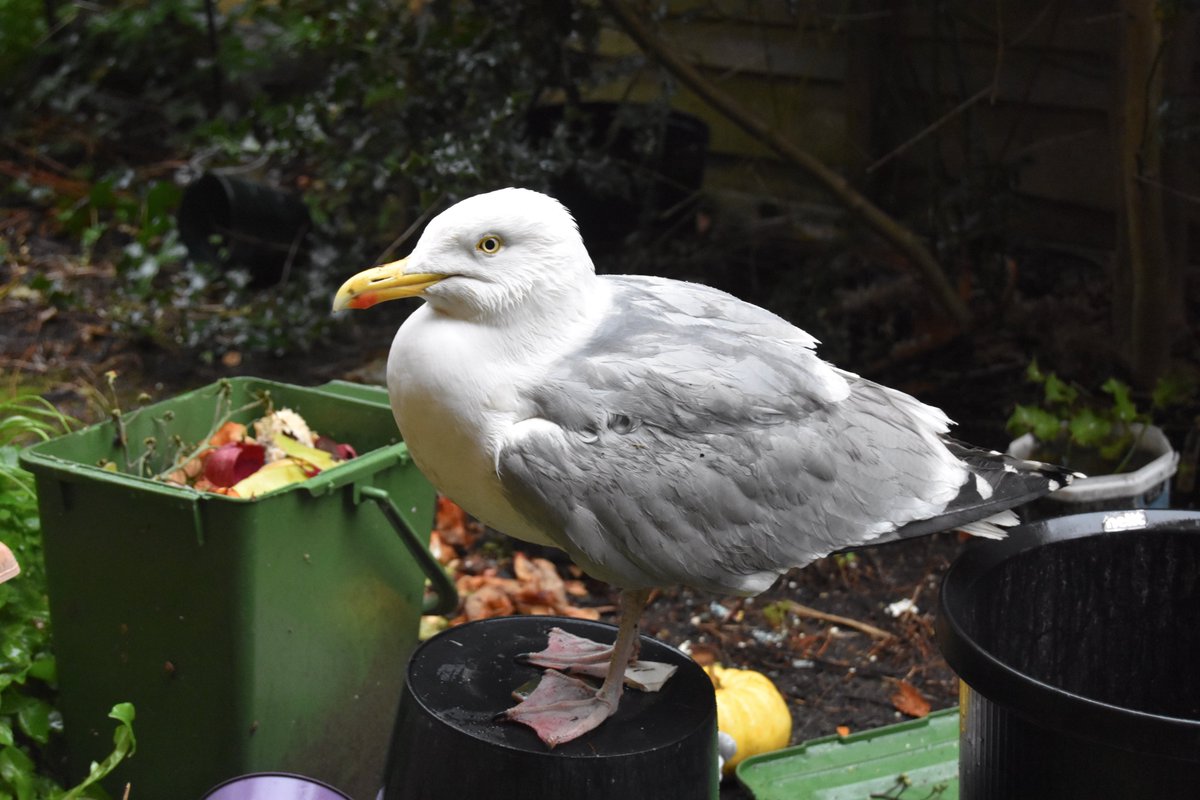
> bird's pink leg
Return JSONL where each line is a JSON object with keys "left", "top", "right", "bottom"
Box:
{"left": 502, "top": 588, "right": 652, "bottom": 747}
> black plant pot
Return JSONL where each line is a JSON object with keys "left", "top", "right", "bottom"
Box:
{"left": 178, "top": 172, "right": 311, "bottom": 287}
{"left": 937, "top": 510, "right": 1200, "bottom": 799}
{"left": 381, "top": 615, "right": 717, "bottom": 800}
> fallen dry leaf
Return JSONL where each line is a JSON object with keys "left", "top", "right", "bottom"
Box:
{"left": 890, "top": 679, "right": 931, "bottom": 718}
{"left": 428, "top": 531, "right": 456, "bottom": 566}
{"left": 435, "top": 496, "right": 479, "bottom": 548}
{"left": 449, "top": 551, "right": 601, "bottom": 625}
{"left": 462, "top": 584, "right": 515, "bottom": 622}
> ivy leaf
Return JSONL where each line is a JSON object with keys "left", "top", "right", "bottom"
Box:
{"left": 1024, "top": 359, "right": 1045, "bottom": 384}
{"left": 1007, "top": 405, "right": 1061, "bottom": 443}
{"left": 1043, "top": 373, "right": 1077, "bottom": 407}
{"left": 1069, "top": 407, "right": 1112, "bottom": 448}
{"left": 1152, "top": 371, "right": 1196, "bottom": 409}
{"left": 1101, "top": 378, "right": 1138, "bottom": 424}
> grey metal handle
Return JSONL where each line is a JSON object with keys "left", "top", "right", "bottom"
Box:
{"left": 359, "top": 485, "right": 459, "bottom": 616}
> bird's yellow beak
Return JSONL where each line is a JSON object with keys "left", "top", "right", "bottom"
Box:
{"left": 331, "top": 258, "right": 444, "bottom": 311}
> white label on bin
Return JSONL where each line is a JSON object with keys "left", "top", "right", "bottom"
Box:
{"left": 1103, "top": 509, "right": 1147, "bottom": 532}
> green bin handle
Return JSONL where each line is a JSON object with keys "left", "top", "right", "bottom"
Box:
{"left": 359, "top": 485, "right": 459, "bottom": 616}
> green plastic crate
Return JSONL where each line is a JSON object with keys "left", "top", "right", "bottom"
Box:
{"left": 20, "top": 378, "right": 454, "bottom": 799}
{"left": 736, "top": 707, "right": 960, "bottom": 799}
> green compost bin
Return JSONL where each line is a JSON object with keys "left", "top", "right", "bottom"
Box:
{"left": 19, "top": 378, "right": 455, "bottom": 800}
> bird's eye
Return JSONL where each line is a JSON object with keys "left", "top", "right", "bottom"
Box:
{"left": 476, "top": 235, "right": 503, "bottom": 255}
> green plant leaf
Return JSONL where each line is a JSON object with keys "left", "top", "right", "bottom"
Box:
{"left": 1043, "top": 373, "right": 1077, "bottom": 407}
{"left": 59, "top": 703, "right": 136, "bottom": 800}
{"left": 25, "top": 657, "right": 54, "bottom": 686}
{"left": 1151, "top": 371, "right": 1196, "bottom": 410}
{"left": 0, "top": 746, "right": 34, "bottom": 800}
{"left": 1069, "top": 407, "right": 1112, "bottom": 448}
{"left": 1024, "top": 359, "right": 1045, "bottom": 384}
{"left": 15, "top": 698, "right": 58, "bottom": 745}
{"left": 1006, "top": 405, "right": 1062, "bottom": 443}
{"left": 1101, "top": 378, "right": 1139, "bottom": 423}
{"left": 142, "top": 181, "right": 182, "bottom": 238}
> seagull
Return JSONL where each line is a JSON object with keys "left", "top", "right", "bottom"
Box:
{"left": 332, "top": 188, "right": 1071, "bottom": 747}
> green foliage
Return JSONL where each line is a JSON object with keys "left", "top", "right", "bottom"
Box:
{"left": 1005, "top": 361, "right": 1159, "bottom": 472}
{"left": 0, "top": 0, "right": 47, "bottom": 78}
{"left": 0, "top": 397, "right": 134, "bottom": 799}
{"left": 760, "top": 600, "right": 791, "bottom": 630}
{"left": 58, "top": 705, "right": 135, "bottom": 800}
{"left": 0, "top": 445, "right": 63, "bottom": 800}
{"left": 5, "top": 0, "right": 619, "bottom": 359}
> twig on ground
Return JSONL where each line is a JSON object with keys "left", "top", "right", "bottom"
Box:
{"left": 785, "top": 600, "right": 894, "bottom": 640}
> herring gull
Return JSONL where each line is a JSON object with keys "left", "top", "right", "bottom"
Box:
{"left": 332, "top": 188, "right": 1071, "bottom": 747}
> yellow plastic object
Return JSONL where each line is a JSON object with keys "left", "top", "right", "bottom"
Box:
{"left": 271, "top": 431, "right": 339, "bottom": 471}
{"left": 703, "top": 663, "right": 792, "bottom": 774}
{"left": 229, "top": 457, "right": 313, "bottom": 497}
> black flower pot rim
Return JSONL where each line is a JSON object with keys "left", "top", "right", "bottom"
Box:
{"left": 937, "top": 509, "right": 1200, "bottom": 761}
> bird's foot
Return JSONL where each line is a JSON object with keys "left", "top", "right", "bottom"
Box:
{"left": 520, "top": 627, "right": 678, "bottom": 691}
{"left": 518, "top": 626, "right": 612, "bottom": 668}
{"left": 501, "top": 669, "right": 616, "bottom": 747}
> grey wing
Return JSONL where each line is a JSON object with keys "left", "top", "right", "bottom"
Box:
{"left": 497, "top": 277, "right": 970, "bottom": 595}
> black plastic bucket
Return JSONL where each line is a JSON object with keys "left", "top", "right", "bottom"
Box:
{"left": 937, "top": 509, "right": 1200, "bottom": 798}
{"left": 178, "top": 172, "right": 311, "bottom": 287}
{"left": 382, "top": 615, "right": 717, "bottom": 799}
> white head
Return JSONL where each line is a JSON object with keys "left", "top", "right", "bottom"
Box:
{"left": 333, "top": 188, "right": 596, "bottom": 322}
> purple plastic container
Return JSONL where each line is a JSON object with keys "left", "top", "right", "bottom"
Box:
{"left": 202, "top": 773, "right": 351, "bottom": 800}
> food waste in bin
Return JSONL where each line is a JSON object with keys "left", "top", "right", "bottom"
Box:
{"left": 96, "top": 377, "right": 358, "bottom": 498}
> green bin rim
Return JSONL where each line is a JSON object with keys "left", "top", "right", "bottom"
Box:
{"left": 735, "top": 706, "right": 960, "bottom": 798}
{"left": 18, "top": 377, "right": 404, "bottom": 503}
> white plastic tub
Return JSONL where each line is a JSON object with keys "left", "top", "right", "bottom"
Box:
{"left": 1008, "top": 423, "right": 1178, "bottom": 514}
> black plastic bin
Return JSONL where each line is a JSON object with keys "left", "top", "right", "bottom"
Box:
{"left": 937, "top": 509, "right": 1200, "bottom": 799}
{"left": 383, "top": 615, "right": 718, "bottom": 799}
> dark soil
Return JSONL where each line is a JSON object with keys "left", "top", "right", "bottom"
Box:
{"left": 638, "top": 535, "right": 963, "bottom": 745}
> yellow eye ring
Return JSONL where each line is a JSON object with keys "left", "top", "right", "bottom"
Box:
{"left": 476, "top": 235, "right": 503, "bottom": 255}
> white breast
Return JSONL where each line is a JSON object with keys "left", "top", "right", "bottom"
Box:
{"left": 386, "top": 304, "right": 578, "bottom": 547}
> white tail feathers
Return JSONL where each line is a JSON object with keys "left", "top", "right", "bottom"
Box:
{"left": 958, "top": 509, "right": 1020, "bottom": 540}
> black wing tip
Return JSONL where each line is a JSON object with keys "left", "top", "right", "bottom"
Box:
{"left": 942, "top": 438, "right": 1078, "bottom": 486}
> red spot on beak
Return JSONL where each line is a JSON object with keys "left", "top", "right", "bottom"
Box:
{"left": 349, "top": 293, "right": 378, "bottom": 309}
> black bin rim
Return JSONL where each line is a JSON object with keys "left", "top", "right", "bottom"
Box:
{"left": 404, "top": 615, "right": 713, "bottom": 761}
{"left": 937, "top": 509, "right": 1200, "bottom": 761}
